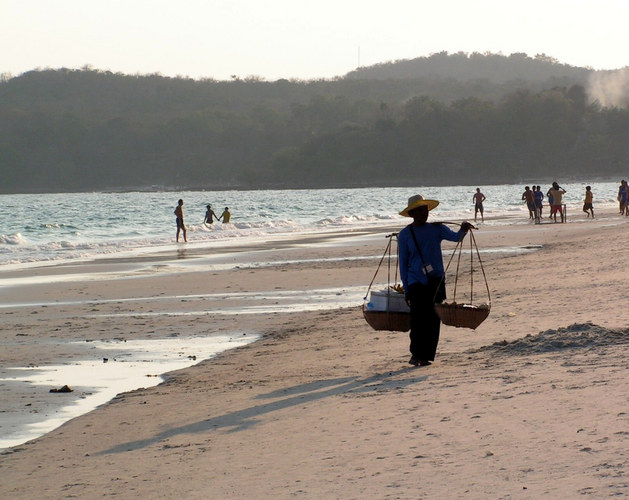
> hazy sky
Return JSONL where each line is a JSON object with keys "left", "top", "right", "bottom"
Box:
{"left": 3, "top": 0, "right": 629, "bottom": 81}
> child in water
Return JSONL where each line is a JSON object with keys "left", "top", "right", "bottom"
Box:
{"left": 220, "top": 207, "right": 231, "bottom": 223}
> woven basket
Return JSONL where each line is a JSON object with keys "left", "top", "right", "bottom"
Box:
{"left": 434, "top": 302, "right": 490, "bottom": 330}
{"left": 362, "top": 306, "right": 411, "bottom": 332}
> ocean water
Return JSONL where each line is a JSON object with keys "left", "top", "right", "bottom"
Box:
{"left": 0, "top": 182, "right": 621, "bottom": 267}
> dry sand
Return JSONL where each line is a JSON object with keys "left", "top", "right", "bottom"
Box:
{"left": 1, "top": 213, "right": 628, "bottom": 499}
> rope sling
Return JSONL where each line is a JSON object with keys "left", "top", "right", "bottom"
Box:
{"left": 363, "top": 228, "right": 491, "bottom": 331}
{"left": 362, "top": 233, "right": 411, "bottom": 332}
{"left": 434, "top": 228, "right": 491, "bottom": 329}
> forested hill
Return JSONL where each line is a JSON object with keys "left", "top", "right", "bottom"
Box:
{"left": 346, "top": 51, "right": 591, "bottom": 84}
{"left": 1, "top": 52, "right": 628, "bottom": 194}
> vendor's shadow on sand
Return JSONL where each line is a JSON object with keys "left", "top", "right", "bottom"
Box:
{"left": 98, "top": 368, "right": 427, "bottom": 455}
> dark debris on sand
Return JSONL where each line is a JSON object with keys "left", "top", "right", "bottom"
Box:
{"left": 49, "top": 385, "right": 73, "bottom": 393}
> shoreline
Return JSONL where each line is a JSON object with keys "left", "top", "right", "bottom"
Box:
{"left": 0, "top": 333, "right": 258, "bottom": 451}
{"left": 0, "top": 224, "right": 393, "bottom": 275}
{"left": 0, "top": 204, "right": 618, "bottom": 279}
{"left": 2, "top": 180, "right": 622, "bottom": 270}
{"left": 2, "top": 209, "right": 629, "bottom": 497}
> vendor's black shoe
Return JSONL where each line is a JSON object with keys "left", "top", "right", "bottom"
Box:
{"left": 408, "top": 356, "right": 419, "bottom": 366}
{"left": 419, "top": 360, "right": 432, "bottom": 366}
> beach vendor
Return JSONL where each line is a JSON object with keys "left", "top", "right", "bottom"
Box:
{"left": 398, "top": 195, "right": 472, "bottom": 367}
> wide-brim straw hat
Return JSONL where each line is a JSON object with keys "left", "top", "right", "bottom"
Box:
{"left": 399, "top": 194, "right": 439, "bottom": 217}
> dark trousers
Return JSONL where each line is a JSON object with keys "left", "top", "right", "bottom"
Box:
{"left": 407, "top": 279, "right": 445, "bottom": 361}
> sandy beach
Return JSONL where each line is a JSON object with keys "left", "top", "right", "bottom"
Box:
{"left": 1, "top": 212, "right": 629, "bottom": 499}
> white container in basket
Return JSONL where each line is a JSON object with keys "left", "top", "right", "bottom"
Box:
{"left": 367, "top": 289, "right": 410, "bottom": 313}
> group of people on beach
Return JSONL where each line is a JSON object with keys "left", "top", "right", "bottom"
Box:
{"left": 520, "top": 183, "right": 570, "bottom": 222}
{"left": 174, "top": 199, "right": 232, "bottom": 243}
{"left": 475, "top": 182, "right": 598, "bottom": 224}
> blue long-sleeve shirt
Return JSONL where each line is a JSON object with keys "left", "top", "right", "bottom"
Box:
{"left": 398, "top": 223, "right": 463, "bottom": 291}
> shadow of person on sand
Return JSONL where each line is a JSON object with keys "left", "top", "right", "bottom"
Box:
{"left": 97, "top": 367, "right": 427, "bottom": 455}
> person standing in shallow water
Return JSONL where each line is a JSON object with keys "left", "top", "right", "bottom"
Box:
{"left": 473, "top": 188, "right": 486, "bottom": 222}
{"left": 397, "top": 195, "right": 472, "bottom": 367}
{"left": 174, "top": 199, "right": 187, "bottom": 242}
